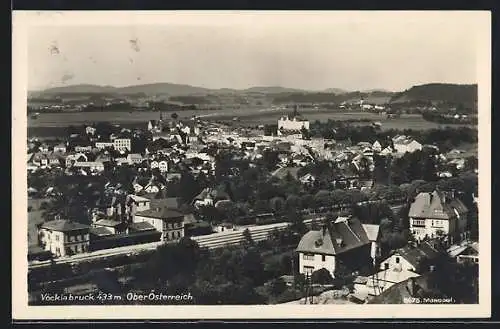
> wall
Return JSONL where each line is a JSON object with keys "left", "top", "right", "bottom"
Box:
{"left": 298, "top": 252, "right": 336, "bottom": 278}
{"left": 380, "top": 253, "right": 416, "bottom": 272}
{"left": 40, "top": 229, "right": 90, "bottom": 258}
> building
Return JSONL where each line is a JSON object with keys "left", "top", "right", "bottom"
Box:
{"left": 126, "top": 194, "right": 151, "bottom": 219}
{"left": 113, "top": 138, "right": 132, "bottom": 152}
{"left": 447, "top": 241, "right": 479, "bottom": 264}
{"left": 362, "top": 224, "right": 381, "bottom": 262}
{"left": 127, "top": 153, "right": 143, "bottom": 165}
{"left": 53, "top": 143, "right": 67, "bottom": 153}
{"left": 296, "top": 216, "right": 375, "bottom": 278}
{"left": 277, "top": 107, "right": 310, "bottom": 136}
{"left": 409, "top": 190, "right": 469, "bottom": 243}
{"left": 95, "top": 141, "right": 114, "bottom": 150}
{"left": 379, "top": 241, "right": 441, "bottom": 273}
{"left": 38, "top": 220, "right": 90, "bottom": 258}
{"left": 392, "top": 135, "right": 422, "bottom": 154}
{"left": 74, "top": 145, "right": 93, "bottom": 153}
{"left": 72, "top": 161, "right": 105, "bottom": 172}
{"left": 65, "top": 153, "right": 88, "bottom": 167}
{"left": 134, "top": 207, "right": 185, "bottom": 242}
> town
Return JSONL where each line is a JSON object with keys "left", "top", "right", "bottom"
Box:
{"left": 27, "top": 103, "right": 479, "bottom": 305}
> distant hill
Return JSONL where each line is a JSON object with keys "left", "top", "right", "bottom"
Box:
{"left": 32, "top": 83, "right": 309, "bottom": 97}
{"left": 31, "top": 84, "right": 118, "bottom": 97}
{"left": 390, "top": 83, "right": 477, "bottom": 107}
{"left": 323, "top": 88, "right": 349, "bottom": 94}
{"left": 242, "top": 86, "right": 308, "bottom": 94}
{"left": 271, "top": 90, "right": 395, "bottom": 105}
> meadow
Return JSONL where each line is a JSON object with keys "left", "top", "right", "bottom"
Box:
{"left": 27, "top": 108, "right": 476, "bottom": 137}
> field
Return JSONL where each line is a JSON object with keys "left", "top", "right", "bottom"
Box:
{"left": 27, "top": 108, "right": 476, "bottom": 137}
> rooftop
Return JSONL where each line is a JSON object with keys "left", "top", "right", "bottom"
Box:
{"left": 41, "top": 220, "right": 89, "bottom": 232}
{"left": 408, "top": 190, "right": 468, "bottom": 220}
{"left": 296, "top": 217, "right": 371, "bottom": 256}
{"left": 136, "top": 207, "right": 184, "bottom": 221}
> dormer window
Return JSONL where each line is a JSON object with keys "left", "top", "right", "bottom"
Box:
{"left": 336, "top": 238, "right": 343, "bottom": 246}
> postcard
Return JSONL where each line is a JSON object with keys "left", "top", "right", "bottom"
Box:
{"left": 12, "top": 10, "right": 491, "bottom": 320}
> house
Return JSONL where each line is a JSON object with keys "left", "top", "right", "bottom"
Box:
{"left": 193, "top": 187, "right": 231, "bottom": 208}
{"left": 165, "top": 173, "right": 182, "bottom": 182}
{"left": 127, "top": 153, "right": 143, "bottom": 165}
{"left": 74, "top": 145, "right": 93, "bottom": 153}
{"left": 126, "top": 194, "right": 151, "bottom": 219}
{"left": 299, "top": 173, "right": 316, "bottom": 185}
{"left": 39, "top": 143, "right": 49, "bottom": 153}
{"left": 272, "top": 166, "right": 300, "bottom": 180}
{"left": 380, "top": 146, "right": 393, "bottom": 156}
{"left": 86, "top": 126, "right": 97, "bottom": 136}
{"left": 447, "top": 241, "right": 479, "bottom": 264}
{"left": 46, "top": 153, "right": 63, "bottom": 167}
{"left": 379, "top": 241, "right": 441, "bottom": 274}
{"left": 392, "top": 136, "right": 422, "bottom": 154}
{"left": 38, "top": 220, "right": 90, "bottom": 258}
{"left": 72, "top": 161, "right": 105, "bottom": 172}
{"left": 372, "top": 141, "right": 382, "bottom": 152}
{"left": 65, "top": 153, "right": 88, "bottom": 167}
{"left": 95, "top": 141, "right": 114, "bottom": 150}
{"left": 92, "top": 219, "right": 127, "bottom": 235}
{"left": 277, "top": 109, "right": 310, "bottom": 137}
{"left": 143, "top": 178, "right": 162, "bottom": 194}
{"left": 134, "top": 207, "right": 185, "bottom": 242}
{"left": 115, "top": 157, "right": 129, "bottom": 166}
{"left": 113, "top": 138, "right": 132, "bottom": 152}
{"left": 362, "top": 224, "right": 381, "bottom": 261}
{"left": 296, "top": 216, "right": 374, "bottom": 278}
{"left": 53, "top": 143, "right": 67, "bottom": 153}
{"left": 31, "top": 153, "right": 49, "bottom": 167}
{"left": 409, "top": 190, "right": 469, "bottom": 243}
{"left": 150, "top": 158, "right": 169, "bottom": 172}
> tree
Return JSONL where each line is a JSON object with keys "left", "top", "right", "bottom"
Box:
{"left": 333, "top": 260, "right": 354, "bottom": 290}
{"left": 288, "top": 209, "right": 306, "bottom": 234}
{"left": 311, "top": 268, "right": 333, "bottom": 285}
{"left": 269, "top": 277, "right": 287, "bottom": 296}
{"left": 284, "top": 195, "right": 301, "bottom": 211}
{"left": 179, "top": 171, "right": 200, "bottom": 204}
{"left": 269, "top": 197, "right": 286, "bottom": 213}
{"left": 171, "top": 112, "right": 178, "bottom": 120}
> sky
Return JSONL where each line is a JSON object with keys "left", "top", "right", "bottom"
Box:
{"left": 25, "top": 11, "right": 486, "bottom": 92}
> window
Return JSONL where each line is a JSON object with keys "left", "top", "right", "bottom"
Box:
{"left": 303, "top": 253, "right": 315, "bottom": 261}
{"left": 55, "top": 235, "right": 59, "bottom": 242}
{"left": 384, "top": 263, "right": 389, "bottom": 270}
{"left": 322, "top": 255, "right": 326, "bottom": 262}
{"left": 396, "top": 257, "right": 400, "bottom": 264}
{"left": 303, "top": 266, "right": 314, "bottom": 275}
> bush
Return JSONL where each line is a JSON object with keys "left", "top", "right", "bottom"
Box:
{"left": 268, "top": 277, "right": 287, "bottom": 296}
{"left": 311, "top": 268, "right": 333, "bottom": 285}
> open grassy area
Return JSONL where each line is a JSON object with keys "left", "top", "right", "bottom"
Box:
{"left": 27, "top": 109, "right": 476, "bottom": 138}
